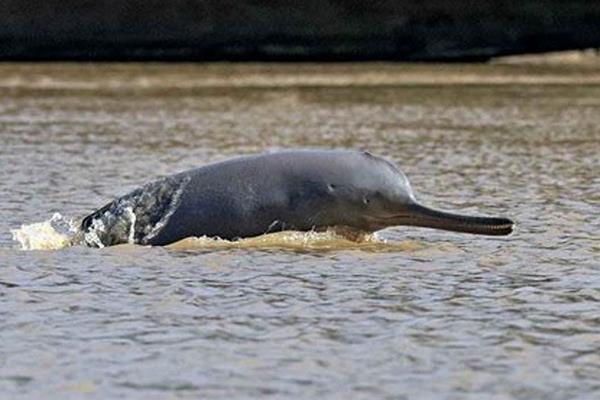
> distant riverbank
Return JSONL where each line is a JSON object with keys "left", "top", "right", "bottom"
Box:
{"left": 3, "top": 1, "right": 600, "bottom": 61}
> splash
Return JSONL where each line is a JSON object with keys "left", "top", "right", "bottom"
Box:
{"left": 11, "top": 215, "right": 424, "bottom": 253}
{"left": 166, "top": 229, "right": 424, "bottom": 253}
{"left": 11, "top": 213, "right": 79, "bottom": 250}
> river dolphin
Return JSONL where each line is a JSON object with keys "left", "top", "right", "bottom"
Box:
{"left": 81, "top": 150, "right": 514, "bottom": 247}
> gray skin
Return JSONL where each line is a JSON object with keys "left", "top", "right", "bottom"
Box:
{"left": 81, "top": 150, "right": 514, "bottom": 247}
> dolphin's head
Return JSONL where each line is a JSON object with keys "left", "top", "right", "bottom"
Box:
{"left": 320, "top": 151, "right": 514, "bottom": 235}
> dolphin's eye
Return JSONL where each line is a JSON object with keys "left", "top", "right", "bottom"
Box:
{"left": 328, "top": 183, "right": 337, "bottom": 191}
{"left": 363, "top": 196, "right": 370, "bottom": 205}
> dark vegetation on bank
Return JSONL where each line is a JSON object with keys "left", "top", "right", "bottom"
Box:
{"left": 3, "top": 0, "right": 600, "bottom": 62}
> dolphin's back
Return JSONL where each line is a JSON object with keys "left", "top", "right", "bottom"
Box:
{"left": 81, "top": 150, "right": 368, "bottom": 246}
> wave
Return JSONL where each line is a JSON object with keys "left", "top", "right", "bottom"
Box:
{"left": 11, "top": 214, "right": 425, "bottom": 252}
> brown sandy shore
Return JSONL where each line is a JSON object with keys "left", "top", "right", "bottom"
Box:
{"left": 492, "top": 49, "right": 600, "bottom": 66}
{"left": 1, "top": 52, "right": 600, "bottom": 92}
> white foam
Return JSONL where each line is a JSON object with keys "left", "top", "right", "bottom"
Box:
{"left": 11, "top": 213, "right": 78, "bottom": 251}
{"left": 83, "top": 218, "right": 106, "bottom": 248}
{"left": 125, "top": 207, "right": 136, "bottom": 244}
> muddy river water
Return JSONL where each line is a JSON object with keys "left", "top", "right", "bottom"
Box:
{"left": 1, "top": 63, "right": 599, "bottom": 399}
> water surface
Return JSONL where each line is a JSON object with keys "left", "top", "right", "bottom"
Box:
{"left": 1, "top": 63, "right": 599, "bottom": 399}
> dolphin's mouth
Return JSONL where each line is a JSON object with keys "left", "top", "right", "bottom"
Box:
{"left": 384, "top": 203, "right": 514, "bottom": 236}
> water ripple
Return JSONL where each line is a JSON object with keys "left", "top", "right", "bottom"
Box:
{"left": 1, "top": 63, "right": 600, "bottom": 399}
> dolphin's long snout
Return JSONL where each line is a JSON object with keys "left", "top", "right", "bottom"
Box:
{"left": 400, "top": 203, "right": 514, "bottom": 236}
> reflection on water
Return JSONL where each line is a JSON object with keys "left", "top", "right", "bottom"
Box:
{"left": 1, "top": 63, "right": 599, "bottom": 399}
